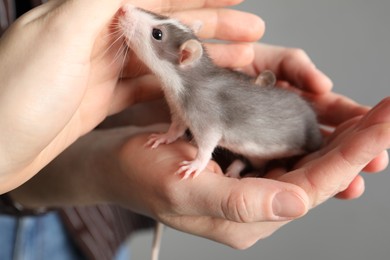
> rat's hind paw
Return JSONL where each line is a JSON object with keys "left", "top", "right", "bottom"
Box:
{"left": 225, "top": 159, "right": 246, "bottom": 179}
{"left": 175, "top": 159, "right": 206, "bottom": 179}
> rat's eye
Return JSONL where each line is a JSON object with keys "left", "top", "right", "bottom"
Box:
{"left": 152, "top": 28, "right": 163, "bottom": 40}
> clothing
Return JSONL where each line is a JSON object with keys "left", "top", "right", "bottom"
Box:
{"left": 0, "top": 212, "right": 84, "bottom": 260}
{"left": 0, "top": 212, "right": 134, "bottom": 260}
{"left": 0, "top": 1, "right": 155, "bottom": 259}
{"left": 59, "top": 205, "right": 154, "bottom": 259}
{"left": 1, "top": 0, "right": 48, "bottom": 35}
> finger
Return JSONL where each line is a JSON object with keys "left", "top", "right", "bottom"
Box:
{"left": 323, "top": 116, "right": 362, "bottom": 148}
{"left": 205, "top": 43, "right": 255, "bottom": 68}
{"left": 109, "top": 74, "right": 163, "bottom": 114}
{"left": 136, "top": 0, "right": 244, "bottom": 12}
{"left": 328, "top": 97, "right": 390, "bottom": 148}
{"left": 275, "top": 49, "right": 332, "bottom": 95}
{"left": 354, "top": 97, "right": 390, "bottom": 131}
{"left": 309, "top": 92, "right": 370, "bottom": 127}
{"left": 263, "top": 167, "right": 287, "bottom": 180}
{"left": 281, "top": 121, "right": 390, "bottom": 207}
{"left": 171, "top": 9, "right": 264, "bottom": 42}
{"left": 324, "top": 140, "right": 389, "bottom": 174}
{"left": 335, "top": 175, "right": 365, "bottom": 200}
{"left": 320, "top": 98, "right": 390, "bottom": 171}
{"left": 185, "top": 173, "right": 309, "bottom": 222}
{"left": 243, "top": 44, "right": 333, "bottom": 94}
{"left": 363, "top": 150, "right": 389, "bottom": 173}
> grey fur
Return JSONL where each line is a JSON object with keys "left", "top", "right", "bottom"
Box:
{"left": 123, "top": 7, "right": 322, "bottom": 172}
{"left": 178, "top": 57, "right": 322, "bottom": 158}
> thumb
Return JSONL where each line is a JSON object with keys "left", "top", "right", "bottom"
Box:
{"left": 188, "top": 172, "right": 309, "bottom": 222}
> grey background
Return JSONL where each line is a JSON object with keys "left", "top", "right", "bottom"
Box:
{"left": 130, "top": 1, "right": 390, "bottom": 259}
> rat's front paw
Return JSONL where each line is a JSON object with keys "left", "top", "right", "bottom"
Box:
{"left": 175, "top": 159, "right": 207, "bottom": 179}
{"left": 145, "top": 133, "right": 178, "bottom": 149}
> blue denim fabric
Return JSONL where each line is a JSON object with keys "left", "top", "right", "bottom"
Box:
{"left": 0, "top": 211, "right": 132, "bottom": 260}
{"left": 115, "top": 240, "right": 132, "bottom": 260}
{"left": 0, "top": 212, "right": 84, "bottom": 260}
{"left": 0, "top": 214, "right": 17, "bottom": 260}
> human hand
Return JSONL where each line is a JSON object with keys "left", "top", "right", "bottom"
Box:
{"left": 116, "top": 98, "right": 389, "bottom": 249}
{"left": 279, "top": 94, "right": 389, "bottom": 203}
{"left": 242, "top": 43, "right": 334, "bottom": 94}
{"left": 0, "top": 0, "right": 263, "bottom": 193}
{"left": 241, "top": 43, "right": 388, "bottom": 200}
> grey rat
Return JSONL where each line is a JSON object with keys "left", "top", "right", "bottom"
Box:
{"left": 118, "top": 5, "right": 322, "bottom": 179}
{"left": 117, "top": 5, "right": 322, "bottom": 260}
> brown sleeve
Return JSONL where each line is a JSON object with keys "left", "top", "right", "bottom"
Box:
{"left": 0, "top": 0, "right": 46, "bottom": 36}
{"left": 0, "top": 0, "right": 15, "bottom": 35}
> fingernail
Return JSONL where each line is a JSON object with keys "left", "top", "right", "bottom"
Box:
{"left": 272, "top": 191, "right": 306, "bottom": 218}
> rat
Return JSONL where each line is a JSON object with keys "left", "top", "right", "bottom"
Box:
{"left": 117, "top": 5, "right": 322, "bottom": 259}
{"left": 118, "top": 5, "right": 322, "bottom": 179}
{"left": 118, "top": 4, "right": 322, "bottom": 179}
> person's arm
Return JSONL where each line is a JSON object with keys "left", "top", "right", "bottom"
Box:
{"left": 7, "top": 125, "right": 163, "bottom": 208}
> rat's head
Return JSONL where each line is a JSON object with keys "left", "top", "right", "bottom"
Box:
{"left": 118, "top": 4, "right": 203, "bottom": 76}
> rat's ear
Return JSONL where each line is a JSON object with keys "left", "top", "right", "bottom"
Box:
{"left": 255, "top": 70, "right": 277, "bottom": 87}
{"left": 179, "top": 39, "right": 203, "bottom": 68}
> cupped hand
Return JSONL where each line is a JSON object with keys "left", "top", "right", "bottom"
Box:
{"left": 282, "top": 95, "right": 390, "bottom": 203}
{"left": 0, "top": 0, "right": 263, "bottom": 193}
{"left": 109, "top": 97, "right": 389, "bottom": 249}
{"left": 243, "top": 43, "right": 388, "bottom": 200}
{"left": 99, "top": 126, "right": 309, "bottom": 249}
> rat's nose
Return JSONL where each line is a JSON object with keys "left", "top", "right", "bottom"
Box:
{"left": 120, "top": 4, "right": 136, "bottom": 17}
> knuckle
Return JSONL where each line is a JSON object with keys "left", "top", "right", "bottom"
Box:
{"left": 280, "top": 47, "right": 313, "bottom": 76}
{"left": 223, "top": 188, "right": 264, "bottom": 223}
{"left": 302, "top": 166, "right": 322, "bottom": 205}
{"left": 287, "top": 48, "right": 309, "bottom": 60}
{"left": 224, "top": 191, "right": 249, "bottom": 222}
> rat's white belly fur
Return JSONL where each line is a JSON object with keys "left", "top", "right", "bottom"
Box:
{"left": 219, "top": 139, "right": 302, "bottom": 159}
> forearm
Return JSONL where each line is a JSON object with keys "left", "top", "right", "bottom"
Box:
{"left": 7, "top": 127, "right": 144, "bottom": 209}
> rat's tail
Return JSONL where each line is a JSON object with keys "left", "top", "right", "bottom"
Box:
{"left": 151, "top": 222, "right": 164, "bottom": 260}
